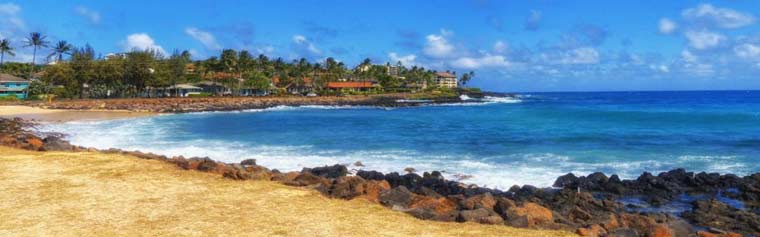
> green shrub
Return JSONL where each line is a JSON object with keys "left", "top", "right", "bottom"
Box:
{"left": 0, "top": 94, "right": 19, "bottom": 101}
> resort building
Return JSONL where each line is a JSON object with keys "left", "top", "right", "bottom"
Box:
{"left": 326, "top": 81, "right": 377, "bottom": 92}
{"left": 197, "top": 81, "right": 229, "bottom": 96}
{"left": 0, "top": 74, "right": 30, "bottom": 99}
{"left": 434, "top": 72, "right": 458, "bottom": 88}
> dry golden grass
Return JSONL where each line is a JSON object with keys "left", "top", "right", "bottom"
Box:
{"left": 0, "top": 147, "right": 575, "bottom": 237}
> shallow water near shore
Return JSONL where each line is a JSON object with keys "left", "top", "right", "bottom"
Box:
{"left": 43, "top": 91, "right": 760, "bottom": 189}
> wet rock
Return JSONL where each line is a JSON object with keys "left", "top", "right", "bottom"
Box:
{"left": 302, "top": 164, "right": 347, "bottom": 178}
{"left": 42, "top": 136, "right": 75, "bottom": 151}
{"left": 493, "top": 196, "right": 516, "bottom": 218}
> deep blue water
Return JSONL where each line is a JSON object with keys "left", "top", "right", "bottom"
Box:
{"left": 46, "top": 91, "right": 760, "bottom": 188}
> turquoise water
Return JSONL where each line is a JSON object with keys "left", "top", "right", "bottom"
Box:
{"left": 45, "top": 91, "right": 760, "bottom": 189}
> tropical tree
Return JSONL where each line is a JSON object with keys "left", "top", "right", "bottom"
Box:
{"left": 70, "top": 45, "right": 96, "bottom": 99}
{"left": 167, "top": 49, "right": 189, "bottom": 97}
{"left": 0, "top": 39, "right": 14, "bottom": 66}
{"left": 460, "top": 71, "right": 475, "bottom": 86}
{"left": 23, "top": 32, "right": 50, "bottom": 78}
{"left": 48, "top": 40, "right": 73, "bottom": 63}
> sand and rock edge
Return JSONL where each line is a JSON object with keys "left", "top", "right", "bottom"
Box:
{"left": 1, "top": 117, "right": 758, "bottom": 237}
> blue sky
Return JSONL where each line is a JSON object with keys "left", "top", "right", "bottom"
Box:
{"left": 2, "top": 1, "right": 760, "bottom": 92}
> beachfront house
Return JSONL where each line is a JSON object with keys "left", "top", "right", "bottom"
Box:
{"left": 197, "top": 81, "right": 229, "bottom": 96}
{"left": 326, "top": 81, "right": 377, "bottom": 92}
{"left": 0, "top": 74, "right": 30, "bottom": 99}
{"left": 434, "top": 72, "right": 458, "bottom": 88}
{"left": 167, "top": 84, "right": 203, "bottom": 97}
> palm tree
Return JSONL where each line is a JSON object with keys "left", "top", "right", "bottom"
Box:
{"left": 48, "top": 40, "right": 72, "bottom": 63}
{"left": 0, "top": 39, "right": 14, "bottom": 66}
{"left": 24, "top": 32, "right": 50, "bottom": 78}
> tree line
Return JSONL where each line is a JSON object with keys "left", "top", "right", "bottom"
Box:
{"left": 1, "top": 32, "right": 475, "bottom": 99}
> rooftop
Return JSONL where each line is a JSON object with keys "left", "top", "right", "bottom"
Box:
{"left": 0, "top": 74, "right": 28, "bottom": 83}
{"left": 435, "top": 72, "right": 456, "bottom": 78}
{"left": 326, "top": 81, "right": 375, "bottom": 88}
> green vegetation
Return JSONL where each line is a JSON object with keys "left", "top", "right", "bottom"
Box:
{"left": 188, "top": 92, "right": 212, "bottom": 98}
{"left": 0, "top": 32, "right": 477, "bottom": 100}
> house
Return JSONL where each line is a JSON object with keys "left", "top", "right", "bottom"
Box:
{"left": 326, "top": 81, "right": 377, "bottom": 92}
{"left": 273, "top": 76, "right": 315, "bottom": 95}
{"left": 434, "top": 72, "right": 458, "bottom": 88}
{"left": 0, "top": 74, "right": 30, "bottom": 99}
{"left": 167, "top": 84, "right": 202, "bottom": 97}
{"left": 197, "top": 81, "right": 229, "bottom": 95}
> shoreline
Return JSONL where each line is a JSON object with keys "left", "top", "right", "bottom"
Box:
{"left": 0, "top": 105, "right": 156, "bottom": 122}
{"left": 1, "top": 117, "right": 758, "bottom": 237}
{"left": 8, "top": 93, "right": 471, "bottom": 114}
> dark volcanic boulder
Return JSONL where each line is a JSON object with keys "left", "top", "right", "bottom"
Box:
{"left": 379, "top": 186, "right": 415, "bottom": 208}
{"left": 357, "top": 170, "right": 385, "bottom": 180}
{"left": 240, "top": 159, "right": 257, "bottom": 166}
{"left": 302, "top": 164, "right": 348, "bottom": 178}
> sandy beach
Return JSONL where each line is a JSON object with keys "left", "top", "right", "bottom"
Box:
{"left": 0, "top": 105, "right": 155, "bottom": 122}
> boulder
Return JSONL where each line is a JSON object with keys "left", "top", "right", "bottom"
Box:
{"left": 240, "top": 159, "right": 257, "bottom": 166}
{"left": 457, "top": 208, "right": 493, "bottom": 223}
{"left": 327, "top": 176, "right": 366, "bottom": 199}
{"left": 648, "top": 224, "right": 673, "bottom": 237}
{"left": 361, "top": 180, "right": 391, "bottom": 202}
{"left": 576, "top": 224, "right": 606, "bottom": 237}
{"left": 379, "top": 186, "right": 414, "bottom": 208}
{"left": 302, "top": 164, "right": 348, "bottom": 178}
{"left": 407, "top": 196, "right": 458, "bottom": 221}
{"left": 461, "top": 192, "right": 496, "bottom": 210}
{"left": 505, "top": 202, "right": 554, "bottom": 228}
{"left": 493, "top": 196, "right": 516, "bottom": 217}
{"left": 285, "top": 172, "right": 330, "bottom": 187}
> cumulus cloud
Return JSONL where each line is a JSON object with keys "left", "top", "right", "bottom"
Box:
{"left": 451, "top": 55, "right": 511, "bottom": 69}
{"left": 524, "top": 10, "right": 542, "bottom": 31}
{"left": 681, "top": 50, "right": 698, "bottom": 62}
{"left": 423, "top": 29, "right": 455, "bottom": 58}
{"left": 123, "top": 33, "right": 166, "bottom": 54}
{"left": 684, "top": 30, "right": 725, "bottom": 50}
{"left": 542, "top": 47, "right": 600, "bottom": 65}
{"left": 682, "top": 3, "right": 755, "bottom": 29}
{"left": 185, "top": 27, "right": 221, "bottom": 50}
{"left": 388, "top": 52, "right": 417, "bottom": 66}
{"left": 658, "top": 18, "right": 677, "bottom": 34}
{"left": 734, "top": 43, "right": 760, "bottom": 60}
{"left": 75, "top": 6, "right": 100, "bottom": 24}
{"left": 291, "top": 34, "right": 322, "bottom": 58}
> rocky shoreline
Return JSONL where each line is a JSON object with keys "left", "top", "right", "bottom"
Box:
{"left": 2, "top": 117, "right": 758, "bottom": 237}
{"left": 7, "top": 93, "right": 477, "bottom": 113}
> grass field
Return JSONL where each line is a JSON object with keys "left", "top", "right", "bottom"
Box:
{"left": 0, "top": 147, "right": 574, "bottom": 237}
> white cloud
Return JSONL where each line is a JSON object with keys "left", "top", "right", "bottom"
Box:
{"left": 543, "top": 47, "right": 600, "bottom": 65}
{"left": 292, "top": 34, "right": 321, "bottom": 56}
{"left": 388, "top": 52, "right": 417, "bottom": 66}
{"left": 682, "top": 3, "right": 755, "bottom": 29}
{"left": 423, "top": 29, "right": 455, "bottom": 58}
{"left": 123, "top": 33, "right": 166, "bottom": 54}
{"left": 493, "top": 40, "right": 508, "bottom": 53}
{"left": 651, "top": 64, "right": 670, "bottom": 73}
{"left": 684, "top": 30, "right": 725, "bottom": 50}
{"left": 681, "top": 50, "right": 698, "bottom": 62}
{"left": 658, "top": 18, "right": 677, "bottom": 34}
{"left": 75, "top": 6, "right": 100, "bottom": 24}
{"left": 734, "top": 43, "right": 760, "bottom": 60}
{"left": 451, "top": 55, "right": 511, "bottom": 69}
{"left": 185, "top": 27, "right": 221, "bottom": 50}
{"left": 0, "top": 3, "right": 24, "bottom": 29}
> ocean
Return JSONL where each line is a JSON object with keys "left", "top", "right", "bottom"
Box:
{"left": 44, "top": 91, "right": 760, "bottom": 189}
